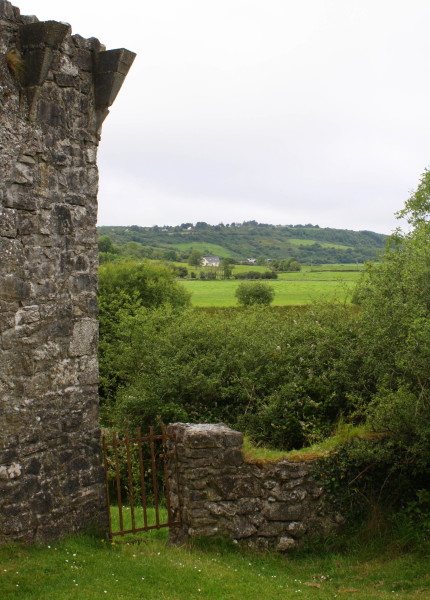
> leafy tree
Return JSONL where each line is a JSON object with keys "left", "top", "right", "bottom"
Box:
{"left": 220, "top": 258, "right": 233, "bottom": 279}
{"left": 121, "top": 241, "right": 147, "bottom": 260}
{"left": 188, "top": 249, "right": 202, "bottom": 267}
{"left": 171, "top": 265, "right": 188, "bottom": 278}
{"left": 163, "top": 249, "right": 179, "bottom": 261}
{"left": 235, "top": 281, "right": 275, "bottom": 306}
{"left": 354, "top": 171, "right": 430, "bottom": 406}
{"left": 279, "top": 258, "right": 301, "bottom": 272}
{"left": 98, "top": 261, "right": 191, "bottom": 404}
{"left": 99, "top": 260, "right": 191, "bottom": 310}
{"left": 98, "top": 235, "right": 116, "bottom": 253}
{"left": 397, "top": 167, "right": 430, "bottom": 227}
{"left": 324, "top": 167, "right": 430, "bottom": 515}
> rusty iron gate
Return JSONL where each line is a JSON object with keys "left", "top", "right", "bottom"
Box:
{"left": 102, "top": 425, "right": 182, "bottom": 539}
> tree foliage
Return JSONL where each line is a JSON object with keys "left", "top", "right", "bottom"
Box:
{"left": 99, "top": 260, "right": 190, "bottom": 310}
{"left": 235, "top": 281, "right": 275, "bottom": 306}
{"left": 97, "top": 222, "right": 386, "bottom": 265}
{"left": 98, "top": 261, "right": 191, "bottom": 404}
{"left": 188, "top": 249, "right": 202, "bottom": 267}
{"left": 324, "top": 167, "right": 430, "bottom": 515}
{"left": 103, "top": 304, "right": 362, "bottom": 449}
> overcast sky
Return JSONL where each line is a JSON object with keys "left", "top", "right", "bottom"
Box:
{"left": 17, "top": 1, "right": 430, "bottom": 234}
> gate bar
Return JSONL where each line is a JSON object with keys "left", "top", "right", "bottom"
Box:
{"left": 149, "top": 426, "right": 160, "bottom": 528}
{"left": 161, "top": 423, "right": 173, "bottom": 525}
{"left": 102, "top": 436, "right": 113, "bottom": 539}
{"left": 137, "top": 427, "right": 148, "bottom": 529}
{"left": 125, "top": 430, "right": 136, "bottom": 532}
{"left": 113, "top": 431, "right": 124, "bottom": 535}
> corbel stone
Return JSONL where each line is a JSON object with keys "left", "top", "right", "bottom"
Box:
{"left": 19, "top": 20, "right": 70, "bottom": 117}
{"left": 93, "top": 48, "right": 136, "bottom": 132}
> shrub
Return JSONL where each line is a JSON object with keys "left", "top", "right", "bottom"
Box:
{"left": 233, "top": 270, "right": 277, "bottom": 280}
{"left": 102, "top": 303, "right": 364, "bottom": 449}
{"left": 235, "top": 281, "right": 275, "bottom": 306}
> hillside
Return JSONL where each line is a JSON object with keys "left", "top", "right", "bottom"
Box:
{"left": 98, "top": 221, "right": 387, "bottom": 264}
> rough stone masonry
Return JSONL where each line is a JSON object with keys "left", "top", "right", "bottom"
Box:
{"left": 0, "top": 1, "right": 135, "bottom": 542}
{"left": 168, "top": 424, "right": 340, "bottom": 552}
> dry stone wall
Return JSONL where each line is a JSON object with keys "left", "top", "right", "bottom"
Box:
{"left": 0, "top": 0, "right": 135, "bottom": 542}
{"left": 168, "top": 424, "right": 339, "bottom": 552}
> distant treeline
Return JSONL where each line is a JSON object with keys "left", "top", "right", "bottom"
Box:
{"left": 98, "top": 221, "right": 386, "bottom": 265}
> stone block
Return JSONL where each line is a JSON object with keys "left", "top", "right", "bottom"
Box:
{"left": 276, "top": 536, "right": 297, "bottom": 552}
{"left": 287, "top": 521, "right": 307, "bottom": 538}
{"left": 271, "top": 487, "right": 308, "bottom": 502}
{"left": 261, "top": 502, "right": 303, "bottom": 521}
{"left": 0, "top": 275, "right": 31, "bottom": 299}
{"left": 222, "top": 448, "right": 243, "bottom": 467}
{"left": 230, "top": 515, "right": 257, "bottom": 539}
{"left": 207, "top": 502, "right": 237, "bottom": 517}
{"left": 212, "top": 474, "right": 259, "bottom": 499}
{"left": 257, "top": 521, "right": 287, "bottom": 537}
{"left": 68, "top": 318, "right": 98, "bottom": 357}
{"left": 237, "top": 497, "right": 262, "bottom": 514}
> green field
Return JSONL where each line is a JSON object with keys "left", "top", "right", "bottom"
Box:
{"left": 178, "top": 264, "right": 362, "bottom": 307}
{"left": 305, "top": 263, "right": 364, "bottom": 271}
{"left": 180, "top": 277, "right": 357, "bottom": 307}
{"left": 288, "top": 238, "right": 353, "bottom": 250}
{"left": 276, "top": 270, "right": 361, "bottom": 282}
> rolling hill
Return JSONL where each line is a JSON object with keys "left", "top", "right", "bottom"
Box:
{"left": 98, "top": 221, "right": 387, "bottom": 264}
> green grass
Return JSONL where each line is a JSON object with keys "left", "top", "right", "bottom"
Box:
{"left": 170, "top": 242, "right": 231, "bottom": 257}
{"left": 109, "top": 506, "right": 169, "bottom": 540}
{"left": 1, "top": 531, "right": 428, "bottom": 599}
{"left": 242, "top": 423, "right": 376, "bottom": 464}
{"left": 288, "top": 238, "right": 353, "bottom": 250}
{"left": 276, "top": 270, "right": 361, "bottom": 282}
{"left": 179, "top": 279, "right": 356, "bottom": 307}
{"left": 177, "top": 263, "right": 362, "bottom": 306}
{"left": 230, "top": 264, "right": 272, "bottom": 274}
{"left": 306, "top": 263, "right": 364, "bottom": 271}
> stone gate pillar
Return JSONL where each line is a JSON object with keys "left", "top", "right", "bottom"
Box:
{"left": 0, "top": 0, "right": 135, "bottom": 542}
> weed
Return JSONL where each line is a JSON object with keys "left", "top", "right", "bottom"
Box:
{"left": 5, "top": 50, "right": 26, "bottom": 81}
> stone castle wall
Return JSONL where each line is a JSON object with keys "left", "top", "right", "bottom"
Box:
{"left": 168, "top": 424, "right": 339, "bottom": 552}
{"left": 0, "top": 1, "right": 135, "bottom": 542}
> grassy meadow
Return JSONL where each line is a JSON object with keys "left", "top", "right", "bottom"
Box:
{"left": 1, "top": 530, "right": 429, "bottom": 600}
{"left": 179, "top": 265, "right": 362, "bottom": 307}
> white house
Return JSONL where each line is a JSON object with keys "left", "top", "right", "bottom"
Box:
{"left": 202, "top": 257, "right": 220, "bottom": 267}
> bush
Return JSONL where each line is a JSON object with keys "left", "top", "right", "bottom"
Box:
{"left": 235, "top": 281, "right": 275, "bottom": 306}
{"left": 233, "top": 270, "right": 277, "bottom": 280}
{"left": 99, "top": 260, "right": 191, "bottom": 310}
{"left": 101, "top": 303, "right": 364, "bottom": 449}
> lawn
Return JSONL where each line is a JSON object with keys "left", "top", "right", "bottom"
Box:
{"left": 1, "top": 531, "right": 429, "bottom": 599}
